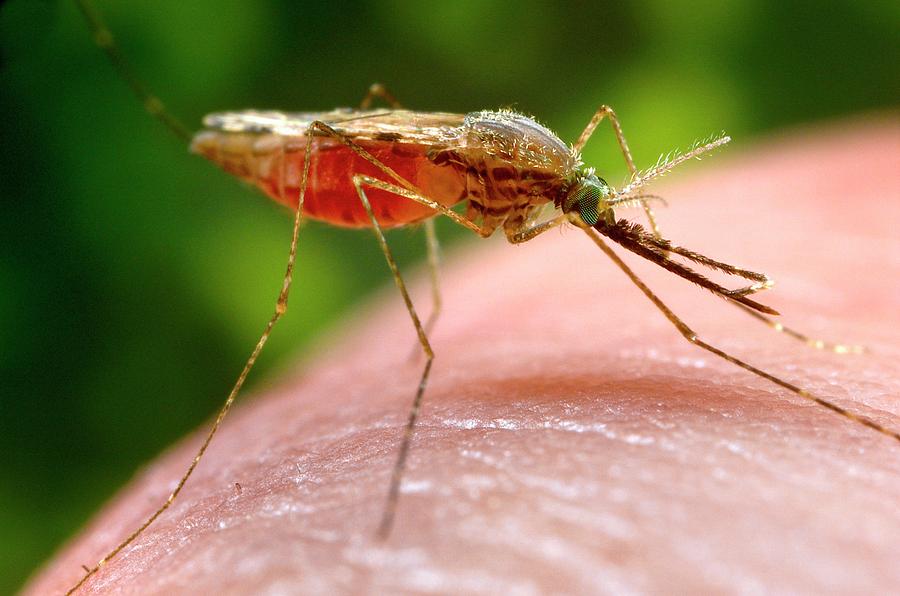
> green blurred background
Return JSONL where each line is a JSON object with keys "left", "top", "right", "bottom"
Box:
{"left": 0, "top": 0, "right": 897, "bottom": 591}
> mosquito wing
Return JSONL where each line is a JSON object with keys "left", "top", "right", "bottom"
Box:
{"left": 201, "top": 109, "right": 467, "bottom": 146}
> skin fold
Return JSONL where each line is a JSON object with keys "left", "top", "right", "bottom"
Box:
{"left": 26, "top": 117, "right": 899, "bottom": 595}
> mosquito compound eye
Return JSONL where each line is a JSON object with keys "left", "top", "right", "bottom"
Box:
{"left": 576, "top": 189, "right": 601, "bottom": 225}
{"left": 564, "top": 176, "right": 609, "bottom": 226}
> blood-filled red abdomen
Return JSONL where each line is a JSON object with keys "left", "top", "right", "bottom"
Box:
{"left": 191, "top": 132, "right": 466, "bottom": 229}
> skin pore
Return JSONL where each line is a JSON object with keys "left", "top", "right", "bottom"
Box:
{"left": 26, "top": 117, "right": 899, "bottom": 594}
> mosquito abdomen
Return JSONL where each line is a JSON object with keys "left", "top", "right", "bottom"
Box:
{"left": 191, "top": 130, "right": 466, "bottom": 228}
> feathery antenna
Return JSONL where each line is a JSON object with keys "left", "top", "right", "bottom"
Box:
{"left": 616, "top": 134, "right": 731, "bottom": 199}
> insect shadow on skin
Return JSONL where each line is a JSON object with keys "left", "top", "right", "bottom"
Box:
{"left": 67, "top": 0, "right": 900, "bottom": 593}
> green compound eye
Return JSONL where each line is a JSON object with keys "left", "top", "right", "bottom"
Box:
{"left": 575, "top": 185, "right": 602, "bottom": 225}
{"left": 564, "top": 174, "right": 610, "bottom": 226}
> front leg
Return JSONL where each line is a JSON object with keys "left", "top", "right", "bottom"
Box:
{"left": 573, "top": 104, "right": 662, "bottom": 238}
{"left": 505, "top": 214, "right": 569, "bottom": 244}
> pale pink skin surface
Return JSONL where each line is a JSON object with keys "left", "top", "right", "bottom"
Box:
{"left": 27, "top": 118, "right": 900, "bottom": 595}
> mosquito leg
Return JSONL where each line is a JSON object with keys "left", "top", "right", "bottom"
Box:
{"left": 75, "top": 0, "right": 191, "bottom": 142}
{"left": 359, "top": 83, "right": 403, "bottom": 109}
{"left": 506, "top": 213, "right": 569, "bottom": 244}
{"left": 349, "top": 176, "right": 485, "bottom": 236}
{"left": 351, "top": 175, "right": 435, "bottom": 540}
{"left": 580, "top": 225, "right": 899, "bottom": 443}
{"left": 572, "top": 104, "right": 661, "bottom": 238}
{"left": 341, "top": 167, "right": 495, "bottom": 539}
{"left": 366, "top": 82, "right": 440, "bottom": 348}
{"left": 66, "top": 128, "right": 312, "bottom": 596}
{"left": 523, "top": 202, "right": 549, "bottom": 227}
{"left": 404, "top": 219, "right": 443, "bottom": 362}
{"left": 729, "top": 300, "right": 865, "bottom": 355}
{"left": 423, "top": 219, "right": 442, "bottom": 334}
{"left": 295, "top": 121, "right": 489, "bottom": 536}
{"left": 347, "top": 178, "right": 597, "bottom": 535}
{"left": 340, "top": 96, "right": 445, "bottom": 350}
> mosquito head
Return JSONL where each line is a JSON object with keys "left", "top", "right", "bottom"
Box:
{"left": 561, "top": 170, "right": 615, "bottom": 226}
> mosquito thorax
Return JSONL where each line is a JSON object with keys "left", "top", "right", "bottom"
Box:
{"left": 561, "top": 171, "right": 614, "bottom": 226}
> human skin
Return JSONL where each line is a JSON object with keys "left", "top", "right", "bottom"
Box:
{"left": 26, "top": 118, "right": 900, "bottom": 594}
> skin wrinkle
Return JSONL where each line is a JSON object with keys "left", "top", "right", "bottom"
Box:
{"left": 25, "top": 117, "right": 900, "bottom": 595}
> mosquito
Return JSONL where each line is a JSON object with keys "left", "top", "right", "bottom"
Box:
{"left": 69, "top": 0, "right": 899, "bottom": 593}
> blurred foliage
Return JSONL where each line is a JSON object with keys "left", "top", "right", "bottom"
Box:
{"left": 0, "top": 0, "right": 897, "bottom": 591}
